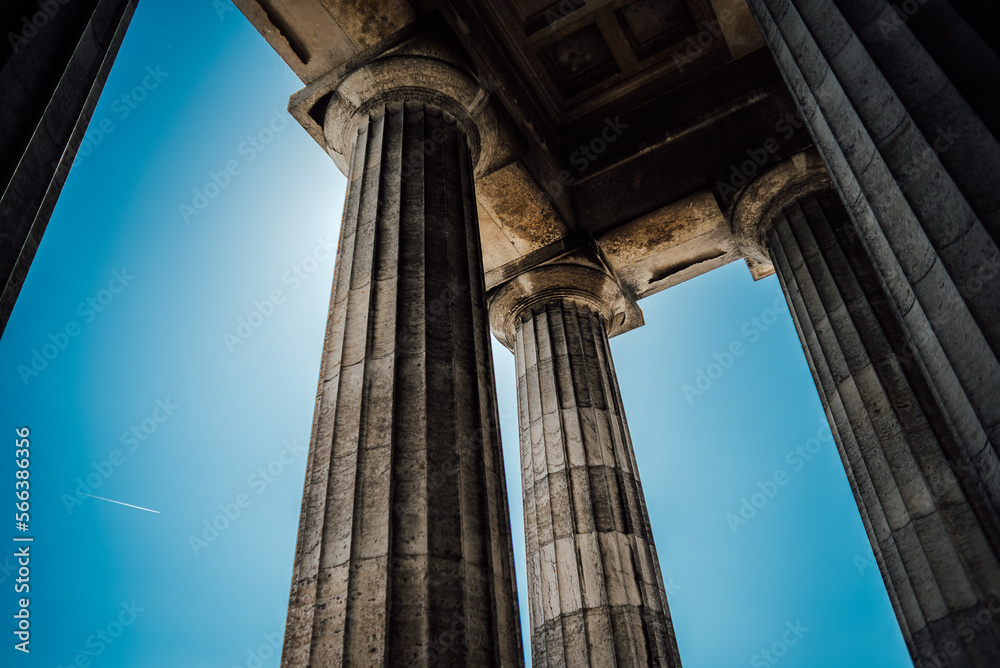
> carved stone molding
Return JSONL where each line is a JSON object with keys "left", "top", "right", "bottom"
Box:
{"left": 729, "top": 149, "right": 833, "bottom": 264}
{"left": 323, "top": 52, "right": 504, "bottom": 177}
{"left": 488, "top": 260, "right": 642, "bottom": 350}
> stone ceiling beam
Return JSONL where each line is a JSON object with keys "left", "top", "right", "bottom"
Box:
{"left": 237, "top": 1, "right": 811, "bottom": 314}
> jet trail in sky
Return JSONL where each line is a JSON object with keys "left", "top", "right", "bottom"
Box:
{"left": 80, "top": 493, "right": 160, "bottom": 514}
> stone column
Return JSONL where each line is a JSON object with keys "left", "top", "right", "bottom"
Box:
{"left": 742, "top": 1, "right": 1000, "bottom": 660}
{"left": 743, "top": 0, "right": 1000, "bottom": 538}
{"left": 489, "top": 262, "right": 682, "bottom": 667}
{"left": 280, "top": 47, "right": 522, "bottom": 667}
{"left": 732, "top": 152, "right": 1000, "bottom": 668}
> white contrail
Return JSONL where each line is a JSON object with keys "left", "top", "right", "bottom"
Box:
{"left": 80, "top": 493, "right": 160, "bottom": 514}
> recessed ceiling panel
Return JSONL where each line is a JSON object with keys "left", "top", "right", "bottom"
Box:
{"left": 538, "top": 23, "right": 620, "bottom": 97}
{"left": 523, "top": 0, "right": 587, "bottom": 35}
{"left": 617, "top": 0, "right": 695, "bottom": 60}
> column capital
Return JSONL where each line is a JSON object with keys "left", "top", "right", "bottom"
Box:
{"left": 290, "top": 26, "right": 516, "bottom": 178}
{"left": 487, "top": 259, "right": 642, "bottom": 350}
{"left": 729, "top": 149, "right": 832, "bottom": 266}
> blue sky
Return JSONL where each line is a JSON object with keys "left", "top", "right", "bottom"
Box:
{"left": 0, "top": 1, "right": 912, "bottom": 666}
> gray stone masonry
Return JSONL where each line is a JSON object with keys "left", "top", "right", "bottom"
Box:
{"left": 280, "top": 98, "right": 522, "bottom": 667}
{"left": 744, "top": 0, "right": 1000, "bottom": 662}
{"left": 490, "top": 263, "right": 681, "bottom": 667}
{"left": 768, "top": 190, "right": 1000, "bottom": 668}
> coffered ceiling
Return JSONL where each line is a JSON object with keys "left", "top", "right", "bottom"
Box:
{"left": 234, "top": 0, "right": 807, "bottom": 302}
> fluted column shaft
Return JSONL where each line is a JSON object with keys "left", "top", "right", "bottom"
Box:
{"left": 492, "top": 266, "right": 681, "bottom": 667}
{"left": 766, "top": 190, "right": 1000, "bottom": 667}
{"left": 281, "top": 99, "right": 522, "bottom": 667}
{"left": 743, "top": 4, "right": 1000, "bottom": 661}
{"left": 746, "top": 0, "right": 1000, "bottom": 539}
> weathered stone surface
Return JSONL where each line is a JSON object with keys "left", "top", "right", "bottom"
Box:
{"left": 762, "top": 187, "right": 1000, "bottom": 667}
{"left": 707, "top": 0, "right": 766, "bottom": 58}
{"left": 231, "top": 0, "right": 416, "bottom": 83}
{"left": 741, "top": 3, "right": 1000, "bottom": 661}
{"left": 489, "top": 261, "right": 643, "bottom": 349}
{"left": 281, "top": 68, "right": 522, "bottom": 664}
{"left": 5, "top": 0, "right": 999, "bottom": 665}
{"left": 746, "top": 0, "right": 1000, "bottom": 458}
{"left": 477, "top": 161, "right": 571, "bottom": 284}
{"left": 244, "top": 2, "right": 805, "bottom": 308}
{"left": 599, "top": 191, "right": 740, "bottom": 298}
{"left": 489, "top": 263, "right": 681, "bottom": 667}
{"left": 729, "top": 149, "right": 831, "bottom": 280}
